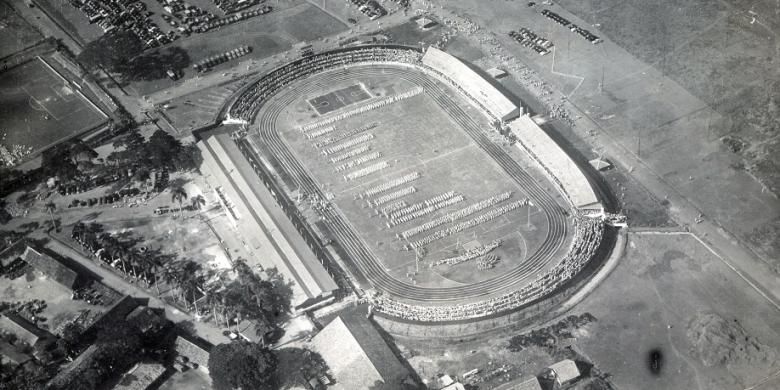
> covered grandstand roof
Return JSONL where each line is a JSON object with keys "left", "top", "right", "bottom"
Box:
{"left": 508, "top": 115, "right": 602, "bottom": 211}
{"left": 311, "top": 314, "right": 414, "bottom": 389}
{"left": 422, "top": 47, "right": 520, "bottom": 122}
{"left": 197, "top": 133, "right": 338, "bottom": 309}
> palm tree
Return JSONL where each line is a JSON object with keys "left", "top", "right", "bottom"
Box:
{"left": 190, "top": 194, "right": 206, "bottom": 215}
{"left": 171, "top": 186, "right": 188, "bottom": 216}
{"left": 44, "top": 201, "right": 57, "bottom": 232}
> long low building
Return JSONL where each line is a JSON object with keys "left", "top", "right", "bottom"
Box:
{"left": 198, "top": 133, "right": 339, "bottom": 310}
{"left": 509, "top": 115, "right": 602, "bottom": 212}
{"left": 422, "top": 47, "right": 521, "bottom": 122}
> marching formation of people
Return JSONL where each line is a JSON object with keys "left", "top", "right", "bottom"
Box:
{"left": 334, "top": 151, "right": 382, "bottom": 173}
{"left": 387, "top": 192, "right": 465, "bottom": 226}
{"left": 400, "top": 191, "right": 515, "bottom": 239}
{"left": 330, "top": 145, "right": 371, "bottom": 164}
{"left": 363, "top": 172, "right": 421, "bottom": 200}
{"left": 344, "top": 161, "right": 389, "bottom": 181}
{"left": 407, "top": 199, "right": 529, "bottom": 250}
{"left": 430, "top": 239, "right": 502, "bottom": 268}
{"left": 314, "top": 122, "right": 379, "bottom": 148}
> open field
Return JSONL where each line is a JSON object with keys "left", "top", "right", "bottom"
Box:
{"left": 254, "top": 63, "right": 571, "bottom": 304}
{"left": 575, "top": 232, "right": 780, "bottom": 389}
{"left": 0, "top": 0, "right": 43, "bottom": 58}
{"left": 0, "top": 57, "right": 107, "bottom": 157}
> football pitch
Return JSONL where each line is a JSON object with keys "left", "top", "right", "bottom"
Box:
{"left": 0, "top": 58, "right": 107, "bottom": 156}
{"left": 308, "top": 84, "right": 372, "bottom": 115}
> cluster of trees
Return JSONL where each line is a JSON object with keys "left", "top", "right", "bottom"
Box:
{"left": 77, "top": 30, "right": 190, "bottom": 82}
{"left": 107, "top": 129, "right": 200, "bottom": 175}
{"left": 205, "top": 259, "right": 292, "bottom": 344}
{"left": 71, "top": 223, "right": 292, "bottom": 343}
{"left": 208, "top": 341, "right": 277, "bottom": 390}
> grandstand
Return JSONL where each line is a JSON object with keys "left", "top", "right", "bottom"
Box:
{"left": 217, "top": 45, "right": 609, "bottom": 322}
{"left": 422, "top": 47, "right": 521, "bottom": 123}
{"left": 508, "top": 116, "right": 603, "bottom": 213}
{"left": 198, "top": 133, "right": 339, "bottom": 311}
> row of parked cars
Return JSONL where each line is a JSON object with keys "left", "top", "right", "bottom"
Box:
{"left": 200, "top": 6, "right": 271, "bottom": 31}
{"left": 67, "top": 188, "right": 142, "bottom": 208}
{"left": 213, "top": 0, "right": 261, "bottom": 14}
{"left": 57, "top": 174, "right": 123, "bottom": 196}
{"left": 540, "top": 9, "right": 601, "bottom": 44}
{"left": 192, "top": 46, "right": 252, "bottom": 72}
{"left": 156, "top": 0, "right": 216, "bottom": 36}
{"left": 350, "top": 0, "right": 386, "bottom": 20}
{"left": 68, "top": 0, "right": 171, "bottom": 48}
{"left": 509, "top": 28, "right": 553, "bottom": 55}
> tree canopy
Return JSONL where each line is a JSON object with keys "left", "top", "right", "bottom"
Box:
{"left": 77, "top": 31, "right": 190, "bottom": 81}
{"left": 77, "top": 30, "right": 144, "bottom": 74}
{"left": 108, "top": 129, "right": 199, "bottom": 172}
{"left": 208, "top": 342, "right": 278, "bottom": 390}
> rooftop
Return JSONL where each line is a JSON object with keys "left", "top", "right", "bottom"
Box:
{"left": 310, "top": 313, "right": 412, "bottom": 389}
{"left": 549, "top": 359, "right": 580, "bottom": 384}
{"left": 0, "top": 312, "right": 52, "bottom": 346}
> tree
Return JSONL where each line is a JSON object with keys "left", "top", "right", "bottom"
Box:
{"left": 209, "top": 342, "right": 277, "bottom": 390}
{"left": 191, "top": 194, "right": 206, "bottom": 213}
{"left": 44, "top": 201, "right": 57, "bottom": 232}
{"left": 171, "top": 186, "right": 188, "bottom": 216}
{"left": 77, "top": 30, "right": 144, "bottom": 75}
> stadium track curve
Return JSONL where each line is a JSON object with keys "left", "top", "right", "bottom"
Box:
{"left": 237, "top": 63, "right": 571, "bottom": 304}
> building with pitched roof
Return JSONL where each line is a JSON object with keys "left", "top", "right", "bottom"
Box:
{"left": 548, "top": 359, "right": 580, "bottom": 386}
{"left": 112, "top": 363, "right": 167, "bottom": 390}
{"left": 21, "top": 246, "right": 79, "bottom": 289}
{"left": 0, "top": 340, "right": 32, "bottom": 366}
{"left": 0, "top": 312, "right": 53, "bottom": 347}
{"left": 310, "top": 313, "right": 415, "bottom": 389}
{"left": 174, "top": 333, "right": 213, "bottom": 371}
{"left": 493, "top": 376, "right": 543, "bottom": 390}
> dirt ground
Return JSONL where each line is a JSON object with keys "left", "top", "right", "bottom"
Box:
{"left": 575, "top": 232, "right": 780, "bottom": 390}
{"left": 0, "top": 270, "right": 109, "bottom": 336}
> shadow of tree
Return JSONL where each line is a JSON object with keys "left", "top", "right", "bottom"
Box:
{"left": 123, "top": 47, "right": 191, "bottom": 81}
{"left": 275, "top": 347, "right": 331, "bottom": 390}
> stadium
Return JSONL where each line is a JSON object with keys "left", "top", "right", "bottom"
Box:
{"left": 204, "top": 44, "right": 611, "bottom": 323}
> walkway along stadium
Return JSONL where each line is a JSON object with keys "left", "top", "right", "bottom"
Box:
{"left": 198, "top": 44, "right": 617, "bottom": 323}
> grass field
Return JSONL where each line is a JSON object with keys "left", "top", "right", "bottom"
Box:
{"left": 0, "top": 58, "right": 107, "bottom": 157}
{"left": 0, "top": 1, "right": 43, "bottom": 58}
{"left": 273, "top": 73, "right": 558, "bottom": 291}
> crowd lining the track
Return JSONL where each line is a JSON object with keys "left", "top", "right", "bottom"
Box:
{"left": 225, "top": 45, "right": 606, "bottom": 321}
{"left": 372, "top": 215, "right": 603, "bottom": 321}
